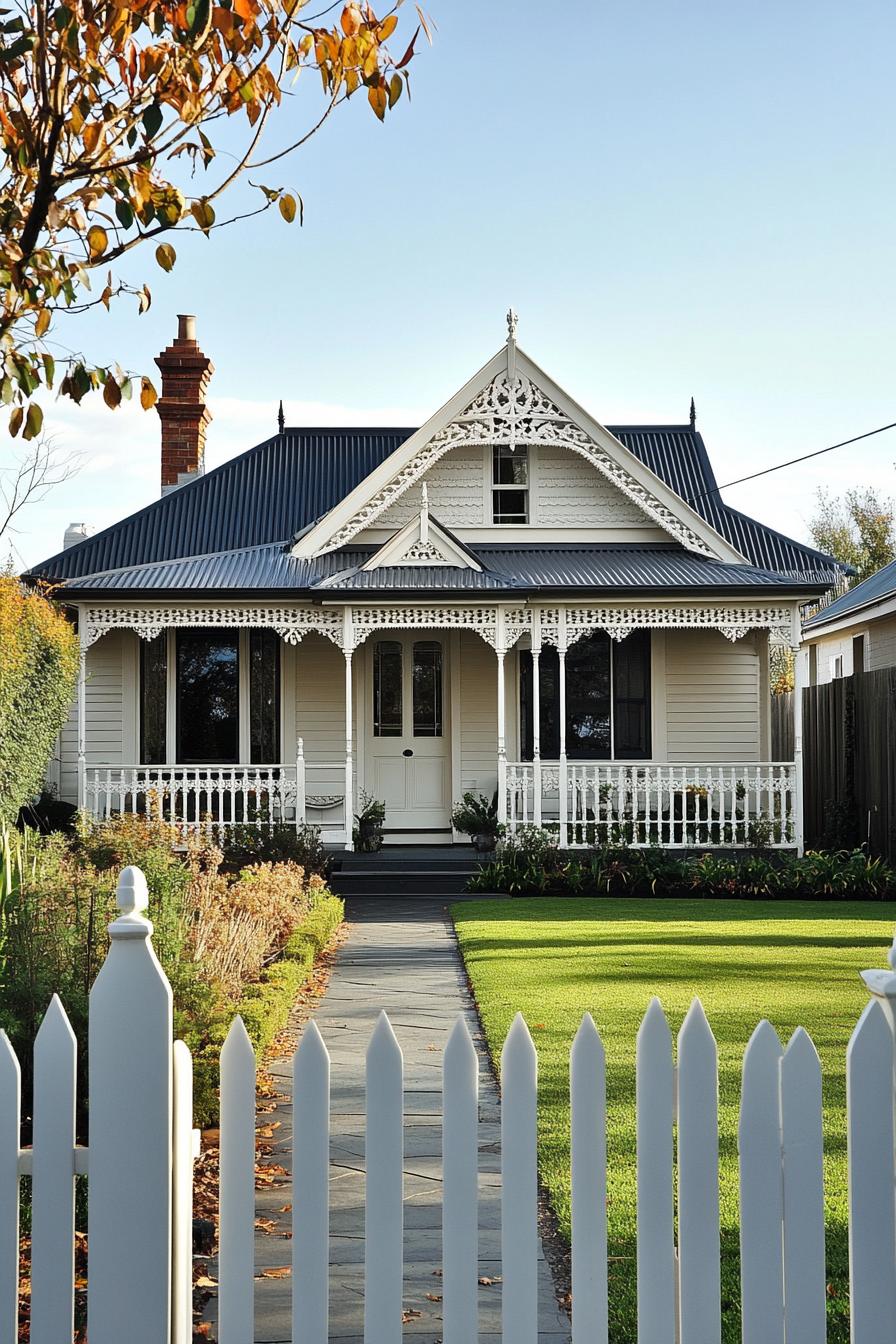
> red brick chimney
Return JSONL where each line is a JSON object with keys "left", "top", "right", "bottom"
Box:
{"left": 155, "top": 314, "right": 214, "bottom": 494}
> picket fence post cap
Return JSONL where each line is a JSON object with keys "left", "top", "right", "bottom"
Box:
{"left": 109, "top": 865, "right": 153, "bottom": 940}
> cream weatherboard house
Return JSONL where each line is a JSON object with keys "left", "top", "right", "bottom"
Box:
{"left": 29, "top": 315, "right": 843, "bottom": 850}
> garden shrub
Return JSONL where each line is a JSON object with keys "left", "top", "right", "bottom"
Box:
{"left": 0, "top": 816, "right": 345, "bottom": 1131}
{"left": 222, "top": 821, "right": 331, "bottom": 877}
{"left": 469, "top": 827, "right": 896, "bottom": 900}
{"left": 0, "top": 577, "right": 79, "bottom": 827}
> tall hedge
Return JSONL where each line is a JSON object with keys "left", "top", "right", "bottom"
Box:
{"left": 0, "top": 577, "right": 79, "bottom": 825}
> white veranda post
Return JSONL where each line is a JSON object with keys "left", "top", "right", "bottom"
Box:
{"left": 496, "top": 650, "right": 507, "bottom": 827}
{"left": 558, "top": 610, "right": 568, "bottom": 845}
{"left": 76, "top": 630, "right": 88, "bottom": 810}
{"left": 531, "top": 646, "right": 541, "bottom": 827}
{"left": 344, "top": 651, "right": 353, "bottom": 851}
{"left": 792, "top": 641, "right": 807, "bottom": 855}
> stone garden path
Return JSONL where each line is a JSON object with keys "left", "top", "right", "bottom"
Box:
{"left": 239, "top": 896, "right": 571, "bottom": 1343}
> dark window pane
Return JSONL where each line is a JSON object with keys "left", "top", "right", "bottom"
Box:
{"left": 520, "top": 649, "right": 560, "bottom": 761}
{"left": 492, "top": 488, "right": 528, "bottom": 524}
{"left": 567, "top": 633, "right": 611, "bottom": 759}
{"left": 493, "top": 443, "right": 529, "bottom": 485}
{"left": 140, "top": 633, "right": 167, "bottom": 764}
{"left": 176, "top": 630, "right": 239, "bottom": 764}
{"left": 250, "top": 630, "right": 280, "bottom": 763}
{"left": 373, "top": 640, "right": 402, "bottom": 736}
{"left": 412, "top": 641, "right": 443, "bottom": 737}
{"left": 613, "top": 630, "right": 651, "bottom": 758}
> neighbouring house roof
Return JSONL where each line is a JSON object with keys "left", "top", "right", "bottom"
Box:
{"left": 803, "top": 558, "right": 896, "bottom": 632}
{"left": 27, "top": 425, "right": 844, "bottom": 594}
{"left": 54, "top": 541, "right": 829, "bottom": 599}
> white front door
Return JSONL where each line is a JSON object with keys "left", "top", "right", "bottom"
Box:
{"left": 367, "top": 634, "right": 451, "bottom": 833}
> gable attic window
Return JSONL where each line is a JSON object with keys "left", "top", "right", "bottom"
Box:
{"left": 492, "top": 443, "right": 529, "bottom": 523}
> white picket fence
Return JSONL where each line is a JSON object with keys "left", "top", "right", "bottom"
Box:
{"left": 4, "top": 865, "right": 896, "bottom": 1343}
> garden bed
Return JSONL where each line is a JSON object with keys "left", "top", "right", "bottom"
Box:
{"left": 469, "top": 829, "right": 895, "bottom": 900}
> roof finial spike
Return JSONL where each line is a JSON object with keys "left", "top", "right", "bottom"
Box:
{"left": 689, "top": 396, "right": 696, "bottom": 432}
{"left": 506, "top": 308, "right": 518, "bottom": 386}
{"left": 420, "top": 482, "right": 429, "bottom": 544}
{"left": 277, "top": 399, "right": 285, "bottom": 434}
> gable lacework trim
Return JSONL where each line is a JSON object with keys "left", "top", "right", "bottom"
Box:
{"left": 318, "top": 372, "right": 717, "bottom": 558}
{"left": 79, "top": 601, "right": 795, "bottom": 654}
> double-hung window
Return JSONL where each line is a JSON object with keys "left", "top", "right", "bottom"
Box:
{"left": 492, "top": 443, "right": 529, "bottom": 523}
{"left": 519, "top": 630, "right": 651, "bottom": 760}
{"left": 140, "top": 628, "right": 281, "bottom": 764}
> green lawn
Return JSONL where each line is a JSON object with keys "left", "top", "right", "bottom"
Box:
{"left": 452, "top": 898, "right": 896, "bottom": 1343}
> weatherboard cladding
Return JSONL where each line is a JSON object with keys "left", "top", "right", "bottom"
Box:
{"left": 61, "top": 543, "right": 811, "bottom": 596}
{"left": 30, "top": 424, "right": 839, "bottom": 589}
{"left": 803, "top": 556, "right": 896, "bottom": 629}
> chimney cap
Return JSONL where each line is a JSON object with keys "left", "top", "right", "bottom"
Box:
{"left": 177, "top": 314, "right": 197, "bottom": 342}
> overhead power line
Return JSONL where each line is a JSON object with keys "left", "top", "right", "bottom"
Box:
{"left": 686, "top": 420, "right": 896, "bottom": 504}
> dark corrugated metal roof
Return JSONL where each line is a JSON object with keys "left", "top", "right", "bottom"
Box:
{"left": 28, "top": 423, "right": 842, "bottom": 589}
{"left": 63, "top": 542, "right": 824, "bottom": 597}
{"left": 803, "top": 558, "right": 896, "bottom": 629}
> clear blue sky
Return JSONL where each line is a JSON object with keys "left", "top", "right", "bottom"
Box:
{"left": 14, "top": 0, "right": 896, "bottom": 568}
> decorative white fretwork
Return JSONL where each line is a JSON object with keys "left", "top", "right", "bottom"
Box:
{"left": 319, "top": 371, "right": 717, "bottom": 558}
{"left": 537, "top": 604, "right": 794, "bottom": 649}
{"left": 346, "top": 605, "right": 503, "bottom": 652}
{"left": 79, "top": 604, "right": 344, "bottom": 650}
{"left": 401, "top": 539, "right": 450, "bottom": 563}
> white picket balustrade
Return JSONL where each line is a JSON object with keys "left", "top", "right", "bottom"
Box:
{"left": 0, "top": 1031, "right": 19, "bottom": 1344}
{"left": 636, "top": 997, "right": 676, "bottom": 1344}
{"left": 293, "top": 1020, "right": 330, "bottom": 1344}
{"left": 847, "top": 1000, "right": 896, "bottom": 1337}
{"left": 442, "top": 1016, "right": 479, "bottom": 1344}
{"left": 501, "top": 1013, "right": 539, "bottom": 1344}
{"left": 570, "top": 1013, "right": 607, "bottom": 1344}
{"left": 2, "top": 863, "right": 896, "bottom": 1343}
{"left": 365, "top": 1011, "right": 404, "bottom": 1344}
{"left": 30, "top": 995, "right": 76, "bottom": 1344}
{"left": 738, "top": 1020, "right": 785, "bottom": 1344}
{"left": 219, "top": 1017, "right": 257, "bottom": 1344}
{"left": 780, "top": 1028, "right": 826, "bottom": 1341}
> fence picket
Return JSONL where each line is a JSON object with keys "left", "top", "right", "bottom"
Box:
{"left": 677, "top": 999, "right": 720, "bottom": 1344}
{"left": 442, "top": 1015, "right": 479, "bottom": 1344}
{"left": 219, "top": 1017, "right": 257, "bottom": 1344}
{"left": 365, "top": 1011, "right": 403, "bottom": 1344}
{"left": 30, "top": 996, "right": 77, "bottom": 1344}
{"left": 501, "top": 1013, "right": 538, "bottom": 1344}
{"left": 781, "top": 1028, "right": 826, "bottom": 1343}
{"left": 172, "top": 1040, "right": 195, "bottom": 1344}
{"left": 636, "top": 998, "right": 675, "bottom": 1344}
{"left": 847, "top": 1001, "right": 896, "bottom": 1338}
{"left": 0, "top": 1032, "right": 19, "bottom": 1343}
{"left": 738, "top": 1020, "right": 784, "bottom": 1344}
{"left": 88, "top": 866, "right": 173, "bottom": 1344}
{"left": 570, "top": 1013, "right": 607, "bottom": 1344}
{"left": 293, "top": 1020, "right": 330, "bottom": 1344}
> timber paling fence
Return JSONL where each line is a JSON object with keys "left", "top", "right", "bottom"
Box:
{"left": 802, "top": 666, "right": 896, "bottom": 861}
{"left": 6, "top": 867, "right": 896, "bottom": 1344}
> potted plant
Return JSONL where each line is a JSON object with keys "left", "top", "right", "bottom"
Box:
{"left": 353, "top": 792, "right": 386, "bottom": 852}
{"left": 451, "top": 791, "right": 503, "bottom": 854}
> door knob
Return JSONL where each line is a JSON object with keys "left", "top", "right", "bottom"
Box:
{"left": 403, "top": 748, "right": 413, "bottom": 757}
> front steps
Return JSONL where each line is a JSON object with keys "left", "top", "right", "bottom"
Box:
{"left": 327, "top": 846, "right": 484, "bottom": 899}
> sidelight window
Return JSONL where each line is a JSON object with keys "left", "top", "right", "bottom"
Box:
{"left": 412, "top": 641, "right": 443, "bottom": 737}
{"left": 373, "top": 640, "right": 403, "bottom": 737}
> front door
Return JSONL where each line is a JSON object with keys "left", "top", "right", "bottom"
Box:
{"left": 367, "top": 634, "right": 451, "bottom": 833}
